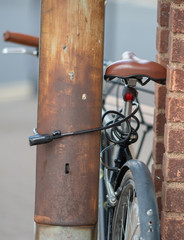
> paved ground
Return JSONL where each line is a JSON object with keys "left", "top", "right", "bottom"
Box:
{"left": 0, "top": 95, "right": 37, "bottom": 240}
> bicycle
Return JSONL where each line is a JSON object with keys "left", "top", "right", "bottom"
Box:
{"left": 3, "top": 31, "right": 39, "bottom": 55}
{"left": 3, "top": 31, "right": 166, "bottom": 240}
{"left": 99, "top": 52, "right": 165, "bottom": 240}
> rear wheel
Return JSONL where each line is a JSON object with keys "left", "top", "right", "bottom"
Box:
{"left": 111, "top": 164, "right": 160, "bottom": 240}
{"left": 112, "top": 170, "right": 140, "bottom": 239}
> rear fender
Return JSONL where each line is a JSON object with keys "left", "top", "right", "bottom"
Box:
{"left": 115, "top": 159, "right": 160, "bottom": 240}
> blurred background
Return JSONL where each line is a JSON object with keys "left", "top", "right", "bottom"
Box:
{"left": 0, "top": 0, "right": 157, "bottom": 239}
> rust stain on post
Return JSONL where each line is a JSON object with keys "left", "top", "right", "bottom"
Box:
{"left": 35, "top": 0, "right": 104, "bottom": 226}
{"left": 34, "top": 215, "right": 52, "bottom": 224}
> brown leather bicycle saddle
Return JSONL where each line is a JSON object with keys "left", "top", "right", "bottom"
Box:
{"left": 104, "top": 51, "right": 166, "bottom": 85}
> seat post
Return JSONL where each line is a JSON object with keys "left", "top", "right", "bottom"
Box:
{"left": 122, "top": 79, "right": 137, "bottom": 133}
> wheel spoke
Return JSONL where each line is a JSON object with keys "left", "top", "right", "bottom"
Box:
{"left": 120, "top": 205, "right": 125, "bottom": 239}
{"left": 125, "top": 189, "right": 133, "bottom": 240}
{"left": 111, "top": 169, "right": 159, "bottom": 240}
{"left": 111, "top": 171, "right": 141, "bottom": 240}
{"left": 129, "top": 197, "right": 140, "bottom": 240}
{"left": 130, "top": 223, "right": 140, "bottom": 240}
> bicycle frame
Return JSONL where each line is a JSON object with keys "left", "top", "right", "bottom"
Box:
{"left": 99, "top": 79, "right": 139, "bottom": 240}
{"left": 99, "top": 144, "right": 133, "bottom": 240}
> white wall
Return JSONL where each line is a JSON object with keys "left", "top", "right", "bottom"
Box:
{"left": 104, "top": 0, "right": 157, "bottom": 61}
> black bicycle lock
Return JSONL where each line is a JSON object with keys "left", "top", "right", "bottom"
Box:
{"left": 29, "top": 102, "right": 140, "bottom": 146}
{"left": 29, "top": 133, "right": 53, "bottom": 146}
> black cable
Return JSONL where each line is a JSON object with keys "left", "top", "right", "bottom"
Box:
{"left": 29, "top": 102, "right": 140, "bottom": 146}
{"left": 58, "top": 102, "right": 139, "bottom": 138}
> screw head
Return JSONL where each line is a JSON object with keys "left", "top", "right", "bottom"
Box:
{"left": 147, "top": 209, "right": 153, "bottom": 216}
{"left": 82, "top": 93, "right": 87, "bottom": 100}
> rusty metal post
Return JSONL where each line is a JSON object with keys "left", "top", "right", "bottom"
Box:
{"left": 35, "top": 0, "right": 104, "bottom": 239}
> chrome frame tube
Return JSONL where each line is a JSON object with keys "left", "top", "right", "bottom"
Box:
{"left": 122, "top": 101, "right": 133, "bottom": 133}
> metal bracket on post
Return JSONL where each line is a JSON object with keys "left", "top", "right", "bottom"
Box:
{"left": 36, "top": 225, "right": 96, "bottom": 240}
{"left": 2, "top": 47, "right": 38, "bottom": 56}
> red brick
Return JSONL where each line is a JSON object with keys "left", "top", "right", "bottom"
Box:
{"left": 156, "top": 54, "right": 169, "bottom": 67}
{"left": 169, "top": 36, "right": 184, "bottom": 62}
{"left": 162, "top": 183, "right": 184, "bottom": 212}
{"left": 166, "top": 96, "right": 184, "bottom": 122}
{"left": 163, "top": 154, "right": 184, "bottom": 182}
{"left": 161, "top": 212, "right": 184, "bottom": 240}
{"left": 156, "top": 27, "right": 169, "bottom": 53}
{"left": 172, "top": 0, "right": 184, "bottom": 4}
{"left": 167, "top": 66, "right": 184, "bottom": 92}
{"left": 165, "top": 126, "right": 184, "bottom": 153}
{"left": 155, "top": 84, "right": 167, "bottom": 109}
{"left": 157, "top": 1, "right": 171, "bottom": 27}
{"left": 170, "top": 7, "right": 184, "bottom": 34}
{"left": 152, "top": 166, "right": 163, "bottom": 192}
{"left": 153, "top": 139, "right": 165, "bottom": 164}
{"left": 154, "top": 110, "right": 166, "bottom": 136}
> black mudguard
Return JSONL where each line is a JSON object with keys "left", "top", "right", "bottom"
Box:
{"left": 115, "top": 159, "right": 160, "bottom": 240}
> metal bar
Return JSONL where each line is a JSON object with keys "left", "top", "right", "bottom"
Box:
{"left": 108, "top": 80, "right": 154, "bottom": 95}
{"left": 122, "top": 101, "right": 132, "bottom": 133}
{"left": 135, "top": 130, "right": 147, "bottom": 159}
{"left": 35, "top": 224, "right": 96, "bottom": 240}
{"left": 98, "top": 161, "right": 106, "bottom": 240}
{"left": 146, "top": 151, "right": 153, "bottom": 167}
{"left": 136, "top": 97, "right": 145, "bottom": 124}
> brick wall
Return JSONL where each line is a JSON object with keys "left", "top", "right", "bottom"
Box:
{"left": 155, "top": 0, "right": 184, "bottom": 239}
{"left": 154, "top": 0, "right": 169, "bottom": 221}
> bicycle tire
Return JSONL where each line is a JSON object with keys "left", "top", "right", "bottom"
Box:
{"left": 111, "top": 160, "right": 160, "bottom": 240}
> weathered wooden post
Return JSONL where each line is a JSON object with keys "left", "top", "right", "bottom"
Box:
{"left": 34, "top": 0, "right": 104, "bottom": 239}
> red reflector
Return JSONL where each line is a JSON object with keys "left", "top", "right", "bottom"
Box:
{"left": 124, "top": 92, "right": 134, "bottom": 101}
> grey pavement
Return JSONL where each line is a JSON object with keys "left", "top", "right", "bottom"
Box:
{"left": 0, "top": 95, "right": 37, "bottom": 240}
